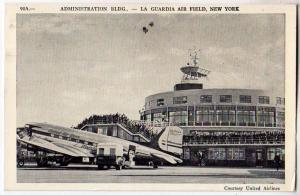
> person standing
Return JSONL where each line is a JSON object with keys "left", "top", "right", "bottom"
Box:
{"left": 274, "top": 154, "right": 280, "bottom": 171}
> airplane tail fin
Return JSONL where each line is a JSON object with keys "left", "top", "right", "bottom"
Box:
{"left": 156, "top": 126, "right": 183, "bottom": 156}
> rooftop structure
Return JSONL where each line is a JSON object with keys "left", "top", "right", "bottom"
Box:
{"left": 174, "top": 49, "right": 210, "bottom": 91}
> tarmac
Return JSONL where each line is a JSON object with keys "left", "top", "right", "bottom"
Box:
{"left": 17, "top": 163, "right": 285, "bottom": 183}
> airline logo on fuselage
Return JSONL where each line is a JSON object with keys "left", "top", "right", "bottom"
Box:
{"left": 168, "top": 128, "right": 183, "bottom": 136}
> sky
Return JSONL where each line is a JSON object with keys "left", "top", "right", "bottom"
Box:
{"left": 16, "top": 14, "right": 285, "bottom": 127}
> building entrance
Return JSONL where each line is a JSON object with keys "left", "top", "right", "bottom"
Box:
{"left": 255, "top": 149, "right": 263, "bottom": 167}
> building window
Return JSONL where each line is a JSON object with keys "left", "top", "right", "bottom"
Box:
{"left": 208, "top": 148, "right": 226, "bottom": 160}
{"left": 150, "top": 100, "right": 155, "bottom": 107}
{"left": 153, "top": 113, "right": 164, "bottom": 123}
{"left": 227, "top": 148, "right": 245, "bottom": 160}
{"left": 220, "top": 95, "right": 232, "bottom": 103}
{"left": 276, "top": 112, "right": 285, "bottom": 127}
{"left": 216, "top": 110, "right": 235, "bottom": 124}
{"left": 240, "top": 95, "right": 251, "bottom": 103}
{"left": 157, "top": 98, "right": 164, "bottom": 106}
{"left": 237, "top": 111, "right": 255, "bottom": 126}
{"left": 112, "top": 126, "right": 118, "bottom": 137}
{"left": 196, "top": 106, "right": 215, "bottom": 125}
{"left": 257, "top": 111, "right": 275, "bottom": 127}
{"left": 98, "top": 127, "right": 107, "bottom": 135}
{"left": 173, "top": 96, "right": 187, "bottom": 104}
{"left": 145, "top": 114, "right": 151, "bottom": 122}
{"left": 267, "top": 148, "right": 284, "bottom": 160}
{"left": 276, "top": 97, "right": 285, "bottom": 105}
{"left": 200, "top": 95, "right": 212, "bottom": 103}
{"left": 87, "top": 126, "right": 97, "bottom": 133}
{"left": 169, "top": 111, "right": 187, "bottom": 126}
{"left": 259, "top": 96, "right": 270, "bottom": 104}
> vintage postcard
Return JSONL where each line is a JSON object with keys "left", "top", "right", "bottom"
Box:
{"left": 4, "top": 4, "right": 296, "bottom": 191}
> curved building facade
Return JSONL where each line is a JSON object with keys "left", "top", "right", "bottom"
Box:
{"left": 140, "top": 50, "right": 285, "bottom": 167}
{"left": 141, "top": 88, "right": 285, "bottom": 128}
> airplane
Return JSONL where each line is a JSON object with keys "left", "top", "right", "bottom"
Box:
{"left": 17, "top": 122, "right": 183, "bottom": 169}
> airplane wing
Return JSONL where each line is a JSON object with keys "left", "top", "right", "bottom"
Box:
{"left": 23, "top": 122, "right": 183, "bottom": 165}
{"left": 17, "top": 135, "right": 94, "bottom": 157}
{"left": 150, "top": 153, "right": 177, "bottom": 164}
{"left": 129, "top": 142, "right": 182, "bottom": 164}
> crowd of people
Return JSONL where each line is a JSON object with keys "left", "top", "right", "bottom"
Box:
{"left": 184, "top": 131, "right": 284, "bottom": 145}
{"left": 74, "top": 113, "right": 155, "bottom": 139}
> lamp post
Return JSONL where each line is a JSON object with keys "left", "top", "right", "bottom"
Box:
{"left": 193, "top": 103, "right": 196, "bottom": 126}
{"left": 166, "top": 104, "right": 169, "bottom": 126}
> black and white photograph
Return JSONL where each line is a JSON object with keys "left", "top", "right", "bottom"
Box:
{"left": 4, "top": 4, "right": 296, "bottom": 191}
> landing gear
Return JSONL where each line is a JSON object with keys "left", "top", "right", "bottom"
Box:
{"left": 149, "top": 161, "right": 158, "bottom": 169}
{"left": 35, "top": 151, "right": 48, "bottom": 167}
{"left": 17, "top": 159, "right": 24, "bottom": 167}
{"left": 59, "top": 161, "right": 69, "bottom": 166}
{"left": 116, "top": 165, "right": 122, "bottom": 170}
{"left": 36, "top": 157, "right": 48, "bottom": 167}
{"left": 115, "top": 156, "right": 125, "bottom": 170}
{"left": 57, "top": 156, "right": 71, "bottom": 166}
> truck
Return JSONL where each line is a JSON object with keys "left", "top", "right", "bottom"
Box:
{"left": 96, "top": 143, "right": 125, "bottom": 170}
{"left": 96, "top": 143, "right": 136, "bottom": 170}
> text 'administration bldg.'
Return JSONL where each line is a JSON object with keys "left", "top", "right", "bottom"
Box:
{"left": 139, "top": 50, "right": 285, "bottom": 167}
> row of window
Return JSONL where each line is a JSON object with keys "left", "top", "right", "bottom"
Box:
{"left": 30, "top": 129, "right": 96, "bottom": 146}
{"left": 153, "top": 96, "right": 285, "bottom": 106}
{"left": 51, "top": 134, "right": 96, "bottom": 147}
{"left": 208, "top": 148, "right": 245, "bottom": 160}
{"left": 206, "top": 148, "right": 284, "bottom": 161}
{"left": 168, "top": 110, "right": 275, "bottom": 126}
{"left": 146, "top": 109, "right": 284, "bottom": 127}
{"left": 43, "top": 128, "right": 140, "bottom": 146}
{"left": 183, "top": 147, "right": 285, "bottom": 161}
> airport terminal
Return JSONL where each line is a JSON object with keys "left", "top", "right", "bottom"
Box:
{"left": 76, "top": 50, "right": 285, "bottom": 168}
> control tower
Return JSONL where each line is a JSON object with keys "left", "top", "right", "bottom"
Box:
{"left": 174, "top": 49, "right": 210, "bottom": 91}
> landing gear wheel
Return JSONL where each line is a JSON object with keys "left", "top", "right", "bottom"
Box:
{"left": 153, "top": 164, "right": 158, "bottom": 169}
{"left": 60, "top": 161, "right": 69, "bottom": 166}
{"left": 17, "top": 160, "right": 24, "bottom": 168}
{"left": 116, "top": 165, "right": 122, "bottom": 170}
{"left": 36, "top": 159, "right": 48, "bottom": 167}
{"left": 98, "top": 165, "right": 105, "bottom": 170}
{"left": 148, "top": 161, "right": 154, "bottom": 167}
